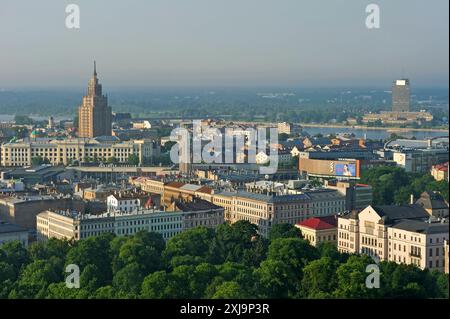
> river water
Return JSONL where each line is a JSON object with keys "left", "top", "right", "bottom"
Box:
{"left": 302, "top": 126, "right": 447, "bottom": 140}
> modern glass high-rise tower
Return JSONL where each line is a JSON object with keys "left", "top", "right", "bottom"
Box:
{"left": 78, "top": 62, "right": 112, "bottom": 138}
{"left": 392, "top": 79, "right": 410, "bottom": 112}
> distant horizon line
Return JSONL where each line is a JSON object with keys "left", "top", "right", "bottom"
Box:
{"left": 1, "top": 84, "right": 449, "bottom": 92}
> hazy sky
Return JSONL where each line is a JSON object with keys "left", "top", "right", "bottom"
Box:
{"left": 0, "top": 0, "right": 448, "bottom": 88}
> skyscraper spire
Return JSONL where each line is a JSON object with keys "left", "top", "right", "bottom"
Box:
{"left": 87, "top": 60, "right": 102, "bottom": 97}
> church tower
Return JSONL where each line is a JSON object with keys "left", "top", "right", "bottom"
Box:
{"left": 78, "top": 61, "right": 112, "bottom": 138}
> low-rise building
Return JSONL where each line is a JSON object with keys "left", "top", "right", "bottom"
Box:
{"left": 0, "top": 165, "right": 69, "bottom": 186}
{"left": 414, "top": 191, "right": 449, "bottom": 218}
{"left": 1, "top": 136, "right": 160, "bottom": 166}
{"left": 431, "top": 162, "right": 449, "bottom": 182}
{"left": 296, "top": 215, "right": 338, "bottom": 247}
{"left": 362, "top": 111, "right": 433, "bottom": 125}
{"left": 107, "top": 191, "right": 161, "bottom": 213}
{"left": 82, "top": 185, "right": 123, "bottom": 201}
{"left": 0, "top": 195, "right": 88, "bottom": 229}
{"left": 277, "top": 122, "right": 293, "bottom": 135}
{"left": 37, "top": 209, "right": 182, "bottom": 241}
{"left": 37, "top": 203, "right": 224, "bottom": 242}
{"left": 0, "top": 179, "right": 25, "bottom": 193}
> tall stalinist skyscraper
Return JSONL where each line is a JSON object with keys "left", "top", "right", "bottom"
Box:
{"left": 78, "top": 62, "right": 112, "bottom": 138}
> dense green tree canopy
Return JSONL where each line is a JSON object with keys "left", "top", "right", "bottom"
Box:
{"left": 0, "top": 219, "right": 447, "bottom": 299}
{"left": 360, "top": 167, "right": 449, "bottom": 205}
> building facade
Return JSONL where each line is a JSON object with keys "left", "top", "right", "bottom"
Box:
{"left": 392, "top": 79, "right": 410, "bottom": 112}
{"left": 431, "top": 162, "right": 448, "bottom": 182}
{"left": 0, "top": 195, "right": 87, "bottom": 229}
{"left": 211, "top": 189, "right": 346, "bottom": 237}
{"left": 1, "top": 137, "right": 159, "bottom": 166}
{"left": 37, "top": 206, "right": 224, "bottom": 242}
{"left": 388, "top": 220, "right": 448, "bottom": 272}
{"left": 337, "top": 204, "right": 449, "bottom": 272}
{"left": 277, "top": 122, "right": 293, "bottom": 135}
{"left": 296, "top": 215, "right": 338, "bottom": 247}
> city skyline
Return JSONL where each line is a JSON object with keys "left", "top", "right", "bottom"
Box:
{"left": 0, "top": 0, "right": 448, "bottom": 88}
{"left": 0, "top": 0, "right": 448, "bottom": 304}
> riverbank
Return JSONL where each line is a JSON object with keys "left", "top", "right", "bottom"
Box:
{"left": 299, "top": 123, "right": 449, "bottom": 133}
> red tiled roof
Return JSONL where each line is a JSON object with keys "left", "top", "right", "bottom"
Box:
{"left": 433, "top": 162, "right": 448, "bottom": 171}
{"left": 297, "top": 216, "right": 337, "bottom": 230}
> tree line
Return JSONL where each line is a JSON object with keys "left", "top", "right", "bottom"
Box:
{"left": 0, "top": 221, "right": 447, "bottom": 299}
{"left": 360, "top": 166, "right": 449, "bottom": 205}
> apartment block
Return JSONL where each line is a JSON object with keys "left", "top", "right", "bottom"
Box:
{"left": 337, "top": 202, "right": 449, "bottom": 272}
{"left": 37, "top": 203, "right": 224, "bottom": 242}
{"left": 210, "top": 189, "right": 345, "bottom": 237}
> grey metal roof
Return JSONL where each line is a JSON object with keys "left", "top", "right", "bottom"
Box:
{"left": 215, "top": 190, "right": 310, "bottom": 203}
{"left": 391, "top": 219, "right": 449, "bottom": 235}
{"left": 373, "top": 205, "right": 429, "bottom": 221}
{"left": 0, "top": 222, "right": 28, "bottom": 234}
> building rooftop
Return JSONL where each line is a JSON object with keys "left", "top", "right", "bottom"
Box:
{"left": 180, "top": 184, "right": 203, "bottom": 192}
{"left": 108, "top": 192, "right": 146, "bottom": 200}
{"left": 0, "top": 222, "right": 28, "bottom": 234}
{"left": 391, "top": 219, "right": 449, "bottom": 235}
{"left": 216, "top": 190, "right": 311, "bottom": 203}
{"left": 373, "top": 205, "right": 429, "bottom": 222}
{"left": 0, "top": 194, "right": 58, "bottom": 204}
{"left": 165, "top": 181, "right": 186, "bottom": 189}
{"left": 43, "top": 208, "right": 182, "bottom": 221}
{"left": 415, "top": 191, "right": 448, "bottom": 210}
{"left": 432, "top": 162, "right": 448, "bottom": 172}
{"left": 388, "top": 138, "right": 449, "bottom": 150}
{"left": 174, "top": 198, "right": 222, "bottom": 212}
{"left": 297, "top": 215, "right": 338, "bottom": 230}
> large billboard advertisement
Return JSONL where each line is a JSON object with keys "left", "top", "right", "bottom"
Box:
{"left": 298, "top": 158, "right": 360, "bottom": 178}
{"left": 335, "top": 163, "right": 357, "bottom": 177}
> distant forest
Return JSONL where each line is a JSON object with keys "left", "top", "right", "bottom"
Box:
{"left": 0, "top": 88, "right": 448, "bottom": 124}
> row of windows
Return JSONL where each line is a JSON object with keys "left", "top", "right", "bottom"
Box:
{"left": 338, "top": 241, "right": 354, "bottom": 249}
{"left": 362, "top": 236, "right": 378, "bottom": 247}
{"left": 305, "top": 234, "right": 336, "bottom": 243}
{"left": 79, "top": 227, "right": 182, "bottom": 239}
